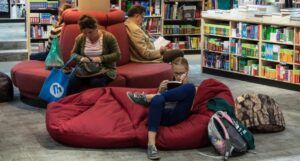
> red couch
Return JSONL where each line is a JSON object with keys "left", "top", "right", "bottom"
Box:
{"left": 46, "top": 79, "right": 234, "bottom": 149}
{"left": 10, "top": 9, "right": 173, "bottom": 100}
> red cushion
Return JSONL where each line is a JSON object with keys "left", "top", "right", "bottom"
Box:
{"left": 46, "top": 79, "right": 234, "bottom": 149}
{"left": 11, "top": 61, "right": 126, "bottom": 99}
{"left": 117, "top": 63, "right": 173, "bottom": 88}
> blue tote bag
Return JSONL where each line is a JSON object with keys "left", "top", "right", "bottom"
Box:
{"left": 39, "top": 55, "right": 76, "bottom": 102}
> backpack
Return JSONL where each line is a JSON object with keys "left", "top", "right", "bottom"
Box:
{"left": 235, "top": 93, "right": 285, "bottom": 133}
{"left": 208, "top": 111, "right": 248, "bottom": 160}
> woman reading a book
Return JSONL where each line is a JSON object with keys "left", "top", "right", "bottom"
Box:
{"left": 126, "top": 57, "right": 195, "bottom": 160}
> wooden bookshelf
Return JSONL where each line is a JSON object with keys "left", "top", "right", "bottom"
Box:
{"left": 202, "top": 11, "right": 300, "bottom": 89}
{"left": 26, "top": 0, "right": 60, "bottom": 56}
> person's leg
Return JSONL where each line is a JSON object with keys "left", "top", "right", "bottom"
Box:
{"left": 162, "top": 49, "right": 184, "bottom": 63}
{"left": 161, "top": 83, "right": 195, "bottom": 102}
{"left": 147, "top": 95, "right": 165, "bottom": 160}
{"left": 29, "top": 52, "right": 49, "bottom": 61}
{"left": 67, "top": 76, "right": 84, "bottom": 95}
{"left": 160, "top": 83, "right": 196, "bottom": 126}
{"left": 88, "top": 75, "right": 113, "bottom": 88}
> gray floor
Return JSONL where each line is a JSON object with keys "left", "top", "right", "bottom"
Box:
{"left": 0, "top": 23, "right": 300, "bottom": 161}
{"left": 0, "top": 55, "right": 300, "bottom": 161}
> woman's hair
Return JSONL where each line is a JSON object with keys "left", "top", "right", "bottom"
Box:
{"left": 57, "top": 4, "right": 72, "bottom": 26}
{"left": 127, "top": 6, "right": 146, "bottom": 17}
{"left": 172, "top": 57, "right": 189, "bottom": 70}
{"left": 78, "top": 14, "right": 98, "bottom": 30}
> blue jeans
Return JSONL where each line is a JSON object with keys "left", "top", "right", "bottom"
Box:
{"left": 148, "top": 83, "right": 195, "bottom": 132}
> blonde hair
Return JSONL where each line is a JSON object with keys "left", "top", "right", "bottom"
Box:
{"left": 57, "top": 4, "right": 72, "bottom": 26}
{"left": 171, "top": 57, "right": 189, "bottom": 71}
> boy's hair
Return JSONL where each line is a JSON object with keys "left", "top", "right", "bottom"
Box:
{"left": 172, "top": 57, "right": 189, "bottom": 70}
{"left": 78, "top": 14, "right": 98, "bottom": 30}
{"left": 127, "top": 6, "right": 146, "bottom": 17}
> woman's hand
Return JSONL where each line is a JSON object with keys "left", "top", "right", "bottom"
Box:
{"left": 91, "top": 57, "right": 102, "bottom": 63}
{"left": 180, "top": 73, "right": 189, "bottom": 84}
{"left": 80, "top": 57, "right": 90, "bottom": 63}
{"left": 158, "top": 80, "right": 168, "bottom": 93}
{"left": 160, "top": 46, "right": 167, "bottom": 55}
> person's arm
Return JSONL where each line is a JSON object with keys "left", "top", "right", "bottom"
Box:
{"left": 129, "top": 28, "right": 162, "bottom": 60}
{"left": 101, "top": 33, "right": 121, "bottom": 63}
{"left": 70, "top": 35, "right": 83, "bottom": 62}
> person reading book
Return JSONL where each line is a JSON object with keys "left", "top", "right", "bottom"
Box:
{"left": 126, "top": 57, "right": 194, "bottom": 160}
{"left": 124, "top": 5, "right": 183, "bottom": 63}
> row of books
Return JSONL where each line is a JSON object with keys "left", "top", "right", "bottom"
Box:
{"left": 163, "top": 25, "right": 200, "bottom": 35}
{"left": 295, "top": 49, "right": 300, "bottom": 64}
{"left": 295, "top": 70, "right": 300, "bottom": 84}
{"left": 262, "top": 43, "right": 293, "bottom": 62}
{"left": 205, "top": 52, "right": 230, "bottom": 70}
{"left": 229, "top": 39, "right": 258, "bottom": 58}
{"left": 204, "top": 24, "right": 230, "bottom": 36}
{"left": 262, "top": 25, "right": 294, "bottom": 43}
{"left": 230, "top": 56, "right": 259, "bottom": 76}
{"left": 121, "top": 0, "right": 160, "bottom": 16}
{"left": 30, "top": 25, "right": 51, "bottom": 39}
{"left": 167, "top": 37, "right": 200, "bottom": 50}
{"left": 232, "top": 22, "right": 259, "bottom": 40}
{"left": 204, "top": 37, "right": 229, "bottom": 53}
{"left": 164, "top": 4, "right": 200, "bottom": 20}
{"left": 30, "top": 2, "right": 59, "bottom": 10}
{"left": 30, "top": 13, "right": 56, "bottom": 24}
{"left": 143, "top": 18, "right": 161, "bottom": 34}
{"left": 31, "top": 42, "right": 48, "bottom": 54}
{"left": 261, "top": 65, "right": 293, "bottom": 82}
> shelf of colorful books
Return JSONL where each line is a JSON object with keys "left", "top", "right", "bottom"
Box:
{"left": 204, "top": 34, "right": 230, "bottom": 38}
{"left": 235, "top": 55, "right": 259, "bottom": 60}
{"left": 231, "top": 37, "right": 259, "bottom": 42}
{"left": 165, "top": 0, "right": 202, "bottom": 2}
{"left": 262, "top": 40, "right": 294, "bottom": 46}
{"left": 204, "top": 49, "right": 228, "bottom": 55}
{"left": 164, "top": 33, "right": 201, "bottom": 36}
{"left": 164, "top": 18, "right": 201, "bottom": 21}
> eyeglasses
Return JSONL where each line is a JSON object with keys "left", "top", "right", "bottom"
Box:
{"left": 174, "top": 72, "right": 187, "bottom": 77}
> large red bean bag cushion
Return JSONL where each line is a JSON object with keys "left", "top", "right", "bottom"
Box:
{"left": 46, "top": 78, "right": 234, "bottom": 149}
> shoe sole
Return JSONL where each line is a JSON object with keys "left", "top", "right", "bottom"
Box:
{"left": 126, "top": 92, "right": 148, "bottom": 107}
{"left": 148, "top": 156, "right": 160, "bottom": 160}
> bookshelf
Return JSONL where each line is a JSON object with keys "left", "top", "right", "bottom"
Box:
{"left": 111, "top": 0, "right": 205, "bottom": 55}
{"left": 201, "top": 11, "right": 300, "bottom": 90}
{"left": 162, "top": 0, "right": 203, "bottom": 54}
{"left": 26, "top": 0, "right": 59, "bottom": 56}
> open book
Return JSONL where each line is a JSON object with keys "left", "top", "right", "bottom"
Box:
{"left": 167, "top": 81, "right": 182, "bottom": 90}
{"left": 154, "top": 36, "right": 170, "bottom": 50}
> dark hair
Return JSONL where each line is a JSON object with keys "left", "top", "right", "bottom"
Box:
{"left": 172, "top": 57, "right": 189, "bottom": 71}
{"left": 78, "top": 14, "right": 98, "bottom": 30}
{"left": 127, "top": 5, "right": 146, "bottom": 17}
{"left": 57, "top": 4, "right": 72, "bottom": 26}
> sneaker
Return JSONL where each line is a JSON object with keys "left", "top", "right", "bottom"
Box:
{"left": 147, "top": 144, "right": 160, "bottom": 160}
{"left": 126, "top": 91, "right": 149, "bottom": 106}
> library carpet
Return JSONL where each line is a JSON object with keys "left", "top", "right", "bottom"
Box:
{"left": 0, "top": 55, "right": 300, "bottom": 161}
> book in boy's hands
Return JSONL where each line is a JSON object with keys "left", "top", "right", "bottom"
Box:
{"left": 154, "top": 36, "right": 170, "bottom": 50}
{"left": 167, "top": 81, "right": 182, "bottom": 90}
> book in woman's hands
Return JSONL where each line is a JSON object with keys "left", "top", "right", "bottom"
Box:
{"left": 167, "top": 81, "right": 182, "bottom": 90}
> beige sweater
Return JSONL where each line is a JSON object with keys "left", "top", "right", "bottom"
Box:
{"left": 124, "top": 19, "right": 163, "bottom": 63}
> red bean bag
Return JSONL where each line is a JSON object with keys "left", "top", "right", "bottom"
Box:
{"left": 46, "top": 78, "right": 234, "bottom": 149}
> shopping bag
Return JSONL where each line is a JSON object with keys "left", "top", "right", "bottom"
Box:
{"left": 39, "top": 55, "right": 76, "bottom": 102}
{"left": 45, "top": 37, "right": 64, "bottom": 69}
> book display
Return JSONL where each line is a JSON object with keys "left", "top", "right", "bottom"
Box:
{"left": 111, "top": 0, "right": 205, "bottom": 54}
{"left": 27, "top": 0, "right": 59, "bottom": 54}
{"left": 202, "top": 11, "right": 300, "bottom": 89}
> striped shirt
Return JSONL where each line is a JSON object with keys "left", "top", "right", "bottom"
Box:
{"left": 46, "top": 25, "right": 62, "bottom": 52}
{"left": 84, "top": 35, "right": 103, "bottom": 57}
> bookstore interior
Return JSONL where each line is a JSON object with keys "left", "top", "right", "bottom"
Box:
{"left": 1, "top": 1, "right": 300, "bottom": 160}
{"left": 21, "top": 0, "right": 300, "bottom": 90}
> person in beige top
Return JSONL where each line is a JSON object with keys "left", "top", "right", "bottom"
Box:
{"left": 125, "top": 6, "right": 183, "bottom": 63}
